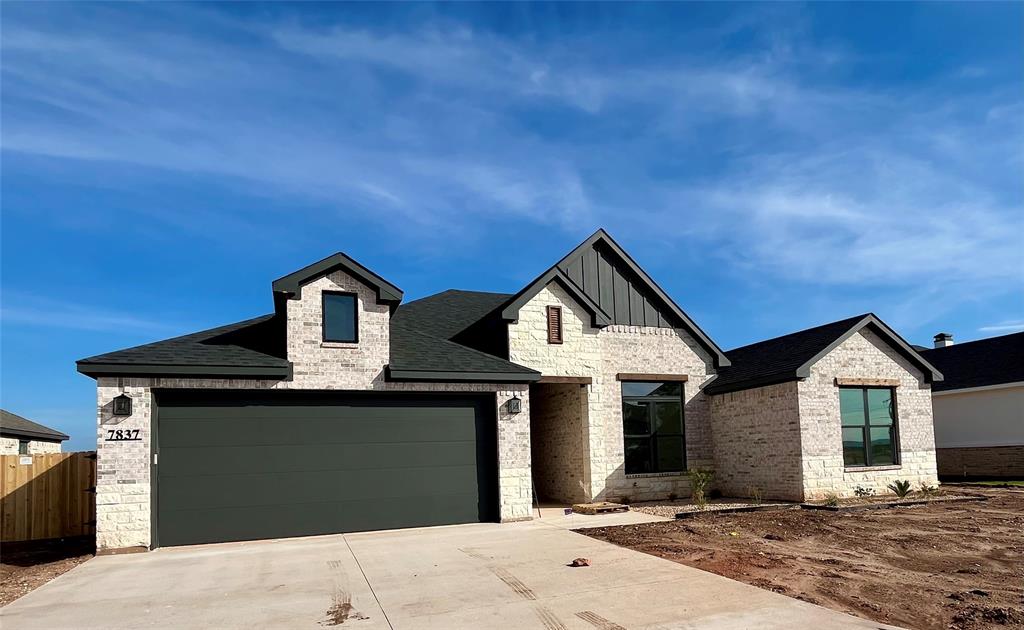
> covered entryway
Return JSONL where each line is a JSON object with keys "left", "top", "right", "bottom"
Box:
{"left": 153, "top": 390, "right": 498, "bottom": 547}
{"left": 529, "top": 380, "right": 590, "bottom": 504}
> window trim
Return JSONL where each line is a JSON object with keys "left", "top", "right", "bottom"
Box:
{"left": 839, "top": 385, "right": 901, "bottom": 468}
{"left": 621, "top": 381, "right": 686, "bottom": 475}
{"left": 321, "top": 291, "right": 359, "bottom": 344}
{"left": 546, "top": 305, "right": 563, "bottom": 344}
{"left": 18, "top": 439, "right": 29, "bottom": 455}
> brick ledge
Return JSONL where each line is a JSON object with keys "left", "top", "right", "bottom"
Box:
{"left": 843, "top": 465, "right": 901, "bottom": 473}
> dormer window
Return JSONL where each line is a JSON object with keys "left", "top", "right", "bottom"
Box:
{"left": 323, "top": 292, "right": 358, "bottom": 343}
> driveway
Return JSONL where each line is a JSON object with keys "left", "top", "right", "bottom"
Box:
{"left": 2, "top": 515, "right": 897, "bottom": 629}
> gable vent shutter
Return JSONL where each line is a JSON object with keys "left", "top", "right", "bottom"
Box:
{"left": 547, "top": 306, "right": 563, "bottom": 344}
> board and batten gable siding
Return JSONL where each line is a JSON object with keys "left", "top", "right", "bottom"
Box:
{"left": 561, "top": 243, "right": 675, "bottom": 328}
{"left": 507, "top": 281, "right": 715, "bottom": 502}
{"left": 709, "top": 381, "right": 805, "bottom": 501}
{"left": 95, "top": 378, "right": 531, "bottom": 550}
{"left": 797, "top": 328, "right": 938, "bottom": 499}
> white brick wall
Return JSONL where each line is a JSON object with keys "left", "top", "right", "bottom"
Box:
{"left": 508, "top": 282, "right": 715, "bottom": 503}
{"left": 0, "top": 437, "right": 62, "bottom": 455}
{"left": 797, "top": 329, "right": 939, "bottom": 499}
{"left": 710, "top": 382, "right": 805, "bottom": 501}
{"left": 287, "top": 271, "right": 390, "bottom": 389}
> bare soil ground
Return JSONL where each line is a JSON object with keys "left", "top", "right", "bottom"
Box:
{"left": 1, "top": 537, "right": 94, "bottom": 606}
{"left": 583, "top": 488, "right": 1024, "bottom": 630}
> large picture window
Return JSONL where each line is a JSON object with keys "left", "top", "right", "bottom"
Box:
{"left": 839, "top": 387, "right": 898, "bottom": 467}
{"left": 322, "top": 292, "right": 358, "bottom": 343}
{"left": 622, "top": 381, "right": 685, "bottom": 474}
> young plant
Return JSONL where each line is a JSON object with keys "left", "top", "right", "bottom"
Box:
{"left": 918, "top": 482, "right": 939, "bottom": 497}
{"left": 689, "top": 468, "right": 714, "bottom": 511}
{"left": 823, "top": 492, "right": 840, "bottom": 507}
{"left": 854, "top": 485, "right": 875, "bottom": 498}
{"left": 887, "top": 479, "right": 913, "bottom": 499}
{"left": 748, "top": 486, "right": 763, "bottom": 506}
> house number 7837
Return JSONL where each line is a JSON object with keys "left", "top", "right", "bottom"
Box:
{"left": 105, "top": 429, "right": 141, "bottom": 441}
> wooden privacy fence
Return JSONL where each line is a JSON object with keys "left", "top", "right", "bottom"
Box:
{"left": 1, "top": 452, "right": 96, "bottom": 543}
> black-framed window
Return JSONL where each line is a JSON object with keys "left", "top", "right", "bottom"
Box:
{"left": 322, "top": 291, "right": 358, "bottom": 343}
{"left": 839, "top": 387, "right": 899, "bottom": 467}
{"left": 622, "top": 381, "right": 685, "bottom": 474}
{"left": 18, "top": 440, "right": 29, "bottom": 455}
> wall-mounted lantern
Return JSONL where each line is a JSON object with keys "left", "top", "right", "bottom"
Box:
{"left": 112, "top": 393, "right": 133, "bottom": 416}
{"left": 507, "top": 395, "right": 522, "bottom": 415}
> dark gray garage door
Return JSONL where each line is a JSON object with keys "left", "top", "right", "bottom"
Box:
{"left": 153, "top": 390, "right": 498, "bottom": 547}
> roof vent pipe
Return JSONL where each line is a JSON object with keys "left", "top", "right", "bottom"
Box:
{"left": 933, "top": 332, "right": 954, "bottom": 348}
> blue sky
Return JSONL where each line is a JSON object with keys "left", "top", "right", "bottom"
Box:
{"left": 2, "top": 2, "right": 1022, "bottom": 450}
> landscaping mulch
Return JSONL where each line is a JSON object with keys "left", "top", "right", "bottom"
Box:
{"left": 583, "top": 488, "right": 1024, "bottom": 630}
{"left": 0, "top": 537, "right": 94, "bottom": 606}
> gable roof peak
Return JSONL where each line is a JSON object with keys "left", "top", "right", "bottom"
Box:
{"left": 272, "top": 251, "right": 403, "bottom": 306}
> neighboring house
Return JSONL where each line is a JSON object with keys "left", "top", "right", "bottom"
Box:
{"left": 0, "top": 409, "right": 69, "bottom": 455}
{"left": 77, "top": 229, "right": 942, "bottom": 551}
{"left": 919, "top": 332, "right": 1024, "bottom": 479}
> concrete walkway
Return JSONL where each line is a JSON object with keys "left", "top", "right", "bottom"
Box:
{"left": 2, "top": 519, "right": 899, "bottom": 629}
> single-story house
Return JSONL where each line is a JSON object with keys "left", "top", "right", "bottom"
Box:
{"left": 918, "top": 332, "right": 1023, "bottom": 479}
{"left": 1, "top": 409, "right": 69, "bottom": 455}
{"left": 77, "top": 229, "right": 943, "bottom": 551}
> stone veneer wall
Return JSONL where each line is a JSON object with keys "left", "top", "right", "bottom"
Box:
{"left": 936, "top": 446, "right": 1024, "bottom": 479}
{"left": 93, "top": 268, "right": 533, "bottom": 551}
{"left": 0, "top": 438, "right": 62, "bottom": 455}
{"left": 530, "top": 383, "right": 589, "bottom": 504}
{"left": 709, "top": 382, "right": 804, "bottom": 501}
{"left": 797, "top": 329, "right": 939, "bottom": 499}
{"left": 508, "top": 282, "right": 715, "bottom": 503}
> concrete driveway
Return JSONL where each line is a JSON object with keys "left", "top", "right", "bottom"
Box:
{"left": 2, "top": 515, "right": 896, "bottom": 630}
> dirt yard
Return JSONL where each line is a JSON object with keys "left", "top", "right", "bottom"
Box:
{"left": 584, "top": 488, "right": 1024, "bottom": 630}
{"left": 1, "top": 537, "right": 94, "bottom": 606}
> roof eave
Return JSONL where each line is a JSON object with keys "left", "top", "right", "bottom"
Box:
{"left": 0, "top": 429, "right": 69, "bottom": 442}
{"left": 385, "top": 366, "right": 542, "bottom": 383}
{"left": 76, "top": 362, "right": 292, "bottom": 379}
{"left": 704, "top": 373, "right": 803, "bottom": 396}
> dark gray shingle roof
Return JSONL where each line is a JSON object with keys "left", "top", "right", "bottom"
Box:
{"left": 77, "top": 291, "right": 539, "bottom": 382}
{"left": 919, "top": 332, "right": 1024, "bottom": 392}
{"left": 77, "top": 315, "right": 290, "bottom": 377}
{"left": 389, "top": 290, "right": 540, "bottom": 381}
{"left": 705, "top": 314, "right": 940, "bottom": 395}
{"left": 1, "top": 409, "right": 69, "bottom": 441}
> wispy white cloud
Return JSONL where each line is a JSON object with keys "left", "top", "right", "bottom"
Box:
{"left": 979, "top": 321, "right": 1024, "bottom": 333}
{"left": 0, "top": 294, "right": 180, "bottom": 333}
{"left": 1, "top": 4, "right": 1021, "bottom": 300}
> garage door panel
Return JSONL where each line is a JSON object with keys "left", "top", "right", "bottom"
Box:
{"left": 155, "top": 392, "right": 497, "bottom": 546}
{"left": 159, "top": 441, "right": 479, "bottom": 476}
{"left": 158, "top": 411, "right": 478, "bottom": 448}
{"left": 158, "top": 493, "right": 483, "bottom": 547}
{"left": 159, "top": 465, "right": 481, "bottom": 510}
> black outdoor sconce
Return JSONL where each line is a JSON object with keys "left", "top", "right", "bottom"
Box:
{"left": 507, "top": 395, "right": 522, "bottom": 415}
{"left": 112, "top": 393, "right": 133, "bottom": 417}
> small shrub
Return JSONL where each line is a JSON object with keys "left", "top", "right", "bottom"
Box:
{"left": 888, "top": 479, "right": 913, "bottom": 499}
{"left": 823, "top": 492, "right": 840, "bottom": 507}
{"left": 618, "top": 494, "right": 631, "bottom": 505}
{"left": 918, "top": 482, "right": 939, "bottom": 497}
{"left": 689, "top": 468, "right": 715, "bottom": 511}
{"left": 854, "top": 485, "right": 875, "bottom": 498}
{"left": 668, "top": 492, "right": 678, "bottom": 502}
{"left": 748, "top": 486, "right": 763, "bottom": 505}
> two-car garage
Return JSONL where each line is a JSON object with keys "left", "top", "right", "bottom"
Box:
{"left": 153, "top": 390, "right": 499, "bottom": 547}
